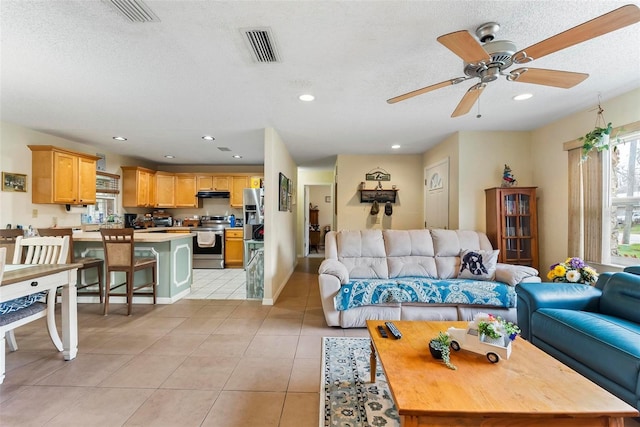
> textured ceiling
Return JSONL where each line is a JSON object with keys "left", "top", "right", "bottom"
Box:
{"left": 2, "top": 0, "right": 639, "bottom": 168}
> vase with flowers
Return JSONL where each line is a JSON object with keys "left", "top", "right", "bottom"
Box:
{"left": 547, "top": 257, "right": 599, "bottom": 285}
{"left": 475, "top": 313, "right": 521, "bottom": 346}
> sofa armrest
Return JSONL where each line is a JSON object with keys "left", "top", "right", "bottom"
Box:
{"left": 495, "top": 263, "right": 540, "bottom": 286}
{"left": 318, "top": 259, "right": 349, "bottom": 284}
{"left": 515, "top": 282, "right": 602, "bottom": 341}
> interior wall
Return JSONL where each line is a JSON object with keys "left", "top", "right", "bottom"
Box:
{"left": 531, "top": 87, "right": 640, "bottom": 272}
{"left": 263, "top": 127, "right": 298, "bottom": 304}
{"left": 458, "top": 130, "right": 533, "bottom": 231}
{"left": 335, "top": 154, "right": 423, "bottom": 231}
{"left": 0, "top": 121, "right": 153, "bottom": 229}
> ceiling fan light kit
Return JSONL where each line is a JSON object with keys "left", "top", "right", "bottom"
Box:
{"left": 388, "top": 4, "right": 640, "bottom": 118}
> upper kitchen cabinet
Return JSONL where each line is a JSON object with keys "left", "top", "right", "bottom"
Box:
{"left": 175, "top": 174, "right": 197, "bottom": 208}
{"left": 230, "top": 176, "right": 250, "bottom": 207}
{"left": 197, "top": 175, "right": 229, "bottom": 191}
{"left": 155, "top": 171, "right": 176, "bottom": 208}
{"left": 122, "top": 166, "right": 156, "bottom": 208}
{"left": 28, "top": 145, "right": 100, "bottom": 205}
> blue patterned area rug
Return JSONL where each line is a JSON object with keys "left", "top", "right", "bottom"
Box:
{"left": 321, "top": 337, "right": 400, "bottom": 427}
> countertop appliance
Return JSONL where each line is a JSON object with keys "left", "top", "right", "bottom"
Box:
{"left": 193, "top": 215, "right": 230, "bottom": 269}
{"left": 151, "top": 211, "right": 173, "bottom": 227}
{"left": 243, "top": 188, "right": 264, "bottom": 240}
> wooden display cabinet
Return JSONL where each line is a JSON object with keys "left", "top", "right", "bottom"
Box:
{"left": 225, "top": 228, "right": 244, "bottom": 267}
{"left": 28, "top": 145, "right": 100, "bottom": 205}
{"left": 485, "top": 187, "right": 539, "bottom": 270}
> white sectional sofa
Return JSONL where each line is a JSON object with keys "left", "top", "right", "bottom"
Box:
{"left": 318, "top": 229, "right": 541, "bottom": 328}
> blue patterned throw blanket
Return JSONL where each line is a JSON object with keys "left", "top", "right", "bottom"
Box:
{"left": 334, "top": 277, "right": 516, "bottom": 311}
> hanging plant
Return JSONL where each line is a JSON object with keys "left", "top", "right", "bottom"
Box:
{"left": 580, "top": 100, "right": 618, "bottom": 162}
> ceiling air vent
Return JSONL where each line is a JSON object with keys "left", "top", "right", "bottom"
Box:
{"left": 242, "top": 28, "right": 281, "bottom": 63}
{"left": 104, "top": 0, "right": 160, "bottom": 23}
{"left": 217, "top": 147, "right": 232, "bottom": 152}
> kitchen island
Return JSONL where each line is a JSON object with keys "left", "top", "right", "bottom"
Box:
{"left": 73, "top": 229, "right": 194, "bottom": 303}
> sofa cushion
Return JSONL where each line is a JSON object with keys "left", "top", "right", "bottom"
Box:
{"left": 458, "top": 249, "right": 498, "bottom": 281}
{"left": 384, "top": 230, "right": 437, "bottom": 278}
{"left": 337, "top": 230, "right": 389, "bottom": 279}
{"left": 495, "top": 264, "right": 539, "bottom": 286}
{"left": 531, "top": 308, "right": 640, "bottom": 394}
{"left": 599, "top": 273, "right": 640, "bottom": 324}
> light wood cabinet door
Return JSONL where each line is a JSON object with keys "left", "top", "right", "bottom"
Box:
{"left": 215, "top": 176, "right": 230, "bottom": 191}
{"left": 52, "top": 151, "right": 78, "bottom": 204}
{"left": 225, "top": 228, "right": 244, "bottom": 267}
{"left": 155, "top": 172, "right": 176, "bottom": 208}
{"left": 77, "top": 156, "right": 97, "bottom": 204}
{"left": 197, "top": 175, "right": 230, "bottom": 191}
{"left": 28, "top": 145, "right": 98, "bottom": 205}
{"left": 230, "top": 176, "right": 249, "bottom": 207}
{"left": 175, "top": 174, "right": 197, "bottom": 207}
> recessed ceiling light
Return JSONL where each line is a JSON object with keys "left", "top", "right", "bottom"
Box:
{"left": 391, "top": 144, "right": 401, "bottom": 149}
{"left": 513, "top": 93, "right": 533, "bottom": 101}
{"left": 299, "top": 94, "right": 315, "bottom": 102}
{"left": 164, "top": 155, "right": 175, "bottom": 159}
{"left": 202, "top": 135, "right": 215, "bottom": 141}
{"left": 232, "top": 155, "right": 243, "bottom": 159}
{"left": 112, "top": 136, "right": 127, "bottom": 141}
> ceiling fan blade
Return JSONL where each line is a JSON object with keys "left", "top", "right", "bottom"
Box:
{"left": 451, "top": 83, "right": 485, "bottom": 117}
{"left": 437, "top": 30, "right": 491, "bottom": 63}
{"left": 511, "top": 68, "right": 589, "bottom": 88}
{"left": 514, "top": 4, "right": 640, "bottom": 63}
{"left": 387, "top": 79, "right": 456, "bottom": 104}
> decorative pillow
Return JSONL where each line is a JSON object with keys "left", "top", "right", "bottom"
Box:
{"left": 495, "top": 264, "right": 539, "bottom": 286}
{"left": 457, "top": 249, "right": 499, "bottom": 281}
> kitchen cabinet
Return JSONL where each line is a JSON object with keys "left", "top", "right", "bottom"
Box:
{"left": 122, "top": 166, "right": 156, "bottom": 208}
{"left": 197, "top": 175, "right": 229, "bottom": 191}
{"left": 230, "top": 176, "right": 250, "bottom": 207}
{"left": 485, "top": 187, "right": 539, "bottom": 270}
{"left": 175, "top": 174, "right": 197, "bottom": 208}
{"left": 155, "top": 172, "right": 175, "bottom": 208}
{"left": 28, "top": 145, "right": 100, "bottom": 205}
{"left": 225, "top": 228, "right": 244, "bottom": 267}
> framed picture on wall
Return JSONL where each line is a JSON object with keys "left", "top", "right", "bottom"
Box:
{"left": 279, "top": 172, "right": 289, "bottom": 211}
{"left": 2, "top": 172, "right": 27, "bottom": 192}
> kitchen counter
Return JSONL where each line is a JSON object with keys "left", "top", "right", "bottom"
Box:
{"left": 73, "top": 231, "right": 193, "bottom": 303}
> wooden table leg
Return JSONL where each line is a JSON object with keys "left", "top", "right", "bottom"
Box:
{"left": 370, "top": 340, "right": 376, "bottom": 383}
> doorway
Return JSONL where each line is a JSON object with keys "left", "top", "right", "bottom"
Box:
{"left": 304, "top": 184, "right": 333, "bottom": 258}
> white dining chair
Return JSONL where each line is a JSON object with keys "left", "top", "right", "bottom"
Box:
{"left": 2, "top": 236, "right": 69, "bottom": 356}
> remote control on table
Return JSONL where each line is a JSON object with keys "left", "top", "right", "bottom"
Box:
{"left": 377, "top": 325, "right": 388, "bottom": 338}
{"left": 384, "top": 321, "right": 402, "bottom": 339}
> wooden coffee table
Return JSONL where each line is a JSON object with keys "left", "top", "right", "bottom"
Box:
{"left": 367, "top": 320, "right": 639, "bottom": 427}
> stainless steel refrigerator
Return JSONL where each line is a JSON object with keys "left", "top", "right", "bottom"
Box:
{"left": 243, "top": 188, "right": 264, "bottom": 240}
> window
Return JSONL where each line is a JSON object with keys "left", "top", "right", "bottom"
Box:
{"left": 609, "top": 130, "right": 640, "bottom": 266}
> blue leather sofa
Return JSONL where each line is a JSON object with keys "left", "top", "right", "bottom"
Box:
{"left": 516, "top": 271, "right": 640, "bottom": 412}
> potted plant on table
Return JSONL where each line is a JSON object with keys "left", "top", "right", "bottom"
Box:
{"left": 429, "top": 332, "right": 457, "bottom": 370}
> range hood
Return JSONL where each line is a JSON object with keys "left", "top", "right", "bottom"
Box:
{"left": 196, "top": 190, "right": 230, "bottom": 199}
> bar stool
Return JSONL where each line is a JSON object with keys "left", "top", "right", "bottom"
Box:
{"left": 100, "top": 228, "right": 156, "bottom": 315}
{"left": 0, "top": 229, "right": 24, "bottom": 264}
{"left": 38, "top": 228, "right": 105, "bottom": 303}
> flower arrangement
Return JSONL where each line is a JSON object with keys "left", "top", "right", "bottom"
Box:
{"left": 429, "top": 331, "right": 457, "bottom": 370}
{"left": 475, "top": 313, "right": 521, "bottom": 343}
{"left": 547, "top": 257, "right": 598, "bottom": 285}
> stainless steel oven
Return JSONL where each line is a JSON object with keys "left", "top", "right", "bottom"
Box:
{"left": 192, "top": 216, "right": 229, "bottom": 269}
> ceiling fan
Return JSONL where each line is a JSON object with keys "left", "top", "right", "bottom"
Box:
{"left": 387, "top": 4, "right": 640, "bottom": 117}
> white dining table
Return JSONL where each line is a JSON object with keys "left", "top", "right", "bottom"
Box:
{"left": 0, "top": 263, "right": 80, "bottom": 382}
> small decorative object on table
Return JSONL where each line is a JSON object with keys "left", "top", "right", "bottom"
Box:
{"left": 547, "top": 257, "right": 599, "bottom": 285}
{"left": 429, "top": 332, "right": 457, "bottom": 370}
{"left": 501, "top": 164, "right": 517, "bottom": 187}
{"left": 447, "top": 312, "right": 520, "bottom": 363}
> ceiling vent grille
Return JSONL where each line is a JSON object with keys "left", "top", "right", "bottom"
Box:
{"left": 104, "top": 0, "right": 160, "bottom": 23}
{"left": 217, "top": 147, "right": 232, "bottom": 152}
{"left": 242, "top": 28, "right": 281, "bottom": 63}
